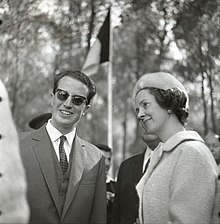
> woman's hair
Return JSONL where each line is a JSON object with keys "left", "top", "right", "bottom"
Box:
{"left": 149, "top": 87, "right": 189, "bottom": 125}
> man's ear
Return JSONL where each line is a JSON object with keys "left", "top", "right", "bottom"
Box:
{"left": 50, "top": 90, "right": 54, "bottom": 106}
{"left": 82, "top": 104, "right": 90, "bottom": 116}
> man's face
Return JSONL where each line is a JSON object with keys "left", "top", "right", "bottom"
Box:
{"left": 102, "top": 151, "right": 111, "bottom": 175}
{"left": 205, "top": 135, "right": 220, "bottom": 163}
{"left": 50, "top": 76, "right": 90, "bottom": 134}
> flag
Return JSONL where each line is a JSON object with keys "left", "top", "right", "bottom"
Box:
{"left": 82, "top": 9, "right": 110, "bottom": 76}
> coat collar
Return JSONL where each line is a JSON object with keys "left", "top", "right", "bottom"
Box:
{"left": 162, "top": 130, "right": 204, "bottom": 152}
{"left": 148, "top": 131, "right": 204, "bottom": 174}
{"left": 31, "top": 126, "right": 61, "bottom": 215}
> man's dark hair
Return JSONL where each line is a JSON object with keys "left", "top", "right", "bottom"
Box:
{"left": 53, "top": 70, "right": 96, "bottom": 105}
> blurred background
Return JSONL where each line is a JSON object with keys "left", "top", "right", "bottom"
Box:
{"left": 0, "top": 0, "right": 220, "bottom": 178}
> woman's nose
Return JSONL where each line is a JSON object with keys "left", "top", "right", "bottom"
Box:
{"left": 137, "top": 107, "right": 145, "bottom": 119}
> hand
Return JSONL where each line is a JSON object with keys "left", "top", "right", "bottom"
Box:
{"left": 106, "top": 191, "right": 115, "bottom": 204}
{"left": 133, "top": 218, "right": 140, "bottom": 224}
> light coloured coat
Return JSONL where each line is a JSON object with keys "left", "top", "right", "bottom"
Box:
{"left": 212, "top": 164, "right": 220, "bottom": 224}
{"left": 0, "top": 80, "right": 29, "bottom": 223}
{"left": 136, "top": 131, "right": 219, "bottom": 224}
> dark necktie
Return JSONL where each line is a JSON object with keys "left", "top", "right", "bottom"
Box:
{"left": 59, "top": 135, "right": 68, "bottom": 174}
{"left": 143, "top": 157, "right": 150, "bottom": 175}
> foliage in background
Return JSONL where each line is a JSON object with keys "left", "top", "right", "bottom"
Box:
{"left": 0, "top": 0, "right": 220, "bottom": 176}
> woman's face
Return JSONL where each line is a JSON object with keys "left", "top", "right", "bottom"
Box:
{"left": 135, "top": 89, "right": 170, "bottom": 137}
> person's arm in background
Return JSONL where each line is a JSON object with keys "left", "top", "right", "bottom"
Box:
{"left": 112, "top": 163, "right": 124, "bottom": 224}
{"left": 0, "top": 80, "right": 29, "bottom": 223}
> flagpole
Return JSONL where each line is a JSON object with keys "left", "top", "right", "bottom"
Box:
{"left": 107, "top": 6, "right": 113, "bottom": 150}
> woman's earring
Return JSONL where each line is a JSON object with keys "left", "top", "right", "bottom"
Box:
{"left": 168, "top": 110, "right": 172, "bottom": 114}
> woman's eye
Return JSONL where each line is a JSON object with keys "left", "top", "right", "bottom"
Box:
{"left": 143, "top": 102, "right": 149, "bottom": 108}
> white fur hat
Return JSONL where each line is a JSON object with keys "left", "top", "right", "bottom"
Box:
{"left": 132, "top": 72, "right": 189, "bottom": 106}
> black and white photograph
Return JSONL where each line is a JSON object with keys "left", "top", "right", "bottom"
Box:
{"left": 0, "top": 0, "right": 220, "bottom": 223}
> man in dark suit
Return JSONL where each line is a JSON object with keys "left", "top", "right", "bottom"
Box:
{"left": 96, "top": 144, "right": 116, "bottom": 224}
{"left": 112, "top": 127, "right": 160, "bottom": 224}
{"left": 20, "top": 70, "right": 106, "bottom": 224}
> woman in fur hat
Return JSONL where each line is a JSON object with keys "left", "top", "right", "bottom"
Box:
{"left": 133, "top": 72, "right": 219, "bottom": 224}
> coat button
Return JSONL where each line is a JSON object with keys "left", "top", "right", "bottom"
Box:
{"left": 0, "top": 210, "right": 2, "bottom": 215}
{"left": 0, "top": 96, "right": 2, "bottom": 102}
{"left": 0, "top": 134, "right": 2, "bottom": 139}
{"left": 0, "top": 173, "right": 2, "bottom": 177}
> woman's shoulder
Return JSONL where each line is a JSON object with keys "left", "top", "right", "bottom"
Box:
{"left": 164, "top": 130, "right": 205, "bottom": 153}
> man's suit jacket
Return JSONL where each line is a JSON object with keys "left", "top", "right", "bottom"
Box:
{"left": 20, "top": 125, "right": 106, "bottom": 224}
{"left": 112, "top": 151, "right": 145, "bottom": 224}
{"left": 0, "top": 80, "right": 29, "bottom": 223}
{"left": 106, "top": 180, "right": 116, "bottom": 224}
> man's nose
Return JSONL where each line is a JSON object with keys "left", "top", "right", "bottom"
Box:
{"left": 105, "top": 158, "right": 111, "bottom": 166}
{"left": 64, "top": 96, "right": 73, "bottom": 107}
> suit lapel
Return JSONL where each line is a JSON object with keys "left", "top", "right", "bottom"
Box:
{"left": 31, "top": 126, "right": 61, "bottom": 217}
{"left": 132, "top": 152, "right": 145, "bottom": 184}
{"left": 136, "top": 144, "right": 164, "bottom": 224}
{"left": 61, "top": 135, "right": 86, "bottom": 219}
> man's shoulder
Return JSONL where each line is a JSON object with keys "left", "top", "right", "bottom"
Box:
{"left": 19, "top": 126, "right": 47, "bottom": 144}
{"left": 19, "top": 131, "right": 33, "bottom": 141}
{"left": 76, "top": 136, "right": 103, "bottom": 158}
{"left": 122, "top": 151, "right": 144, "bottom": 166}
{"left": 117, "top": 152, "right": 144, "bottom": 174}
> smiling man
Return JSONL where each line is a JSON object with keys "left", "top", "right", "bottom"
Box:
{"left": 20, "top": 70, "right": 106, "bottom": 224}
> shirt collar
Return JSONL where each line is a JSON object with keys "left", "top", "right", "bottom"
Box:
{"left": 144, "top": 145, "right": 152, "bottom": 159}
{"left": 46, "top": 119, "right": 76, "bottom": 146}
{"left": 106, "top": 174, "right": 115, "bottom": 183}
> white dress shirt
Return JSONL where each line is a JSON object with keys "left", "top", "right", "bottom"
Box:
{"left": 142, "top": 146, "right": 152, "bottom": 173}
{"left": 46, "top": 119, "right": 76, "bottom": 162}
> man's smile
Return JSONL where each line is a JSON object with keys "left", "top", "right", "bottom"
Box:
{"left": 60, "top": 110, "right": 73, "bottom": 115}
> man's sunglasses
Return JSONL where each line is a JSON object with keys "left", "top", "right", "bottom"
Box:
{"left": 55, "top": 89, "right": 87, "bottom": 106}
